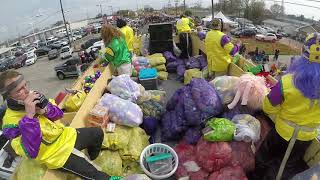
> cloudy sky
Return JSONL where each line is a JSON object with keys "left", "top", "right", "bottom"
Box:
{"left": 0, "top": 0, "right": 319, "bottom": 42}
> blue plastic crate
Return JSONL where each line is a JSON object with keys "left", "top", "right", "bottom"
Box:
{"left": 139, "top": 68, "right": 158, "bottom": 79}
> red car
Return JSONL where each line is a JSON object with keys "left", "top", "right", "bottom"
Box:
{"left": 12, "top": 54, "right": 27, "bottom": 69}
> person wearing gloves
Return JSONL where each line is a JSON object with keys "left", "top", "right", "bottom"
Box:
{"left": 249, "top": 33, "right": 320, "bottom": 180}
{"left": 176, "top": 14, "right": 194, "bottom": 58}
{"left": 0, "top": 71, "right": 109, "bottom": 180}
{"left": 205, "top": 18, "right": 240, "bottom": 78}
{"left": 101, "top": 24, "right": 132, "bottom": 76}
{"left": 116, "top": 18, "right": 134, "bottom": 53}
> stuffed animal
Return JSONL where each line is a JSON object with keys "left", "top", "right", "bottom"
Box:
{"left": 228, "top": 74, "right": 268, "bottom": 110}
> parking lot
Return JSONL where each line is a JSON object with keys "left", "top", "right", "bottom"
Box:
{"left": 15, "top": 55, "right": 76, "bottom": 99}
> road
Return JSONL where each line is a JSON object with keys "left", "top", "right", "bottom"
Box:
{"left": 15, "top": 55, "right": 75, "bottom": 99}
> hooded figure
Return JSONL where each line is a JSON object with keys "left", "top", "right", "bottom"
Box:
{"left": 249, "top": 32, "right": 320, "bottom": 180}
{"left": 205, "top": 18, "right": 240, "bottom": 77}
{"left": 116, "top": 18, "right": 134, "bottom": 52}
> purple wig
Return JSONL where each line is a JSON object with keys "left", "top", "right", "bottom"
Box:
{"left": 288, "top": 56, "right": 320, "bottom": 100}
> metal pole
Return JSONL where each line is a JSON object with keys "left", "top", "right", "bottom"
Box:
{"left": 59, "top": 0, "right": 71, "bottom": 46}
{"left": 211, "top": 0, "right": 214, "bottom": 19}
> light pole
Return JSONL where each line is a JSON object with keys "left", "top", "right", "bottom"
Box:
{"left": 211, "top": 0, "right": 214, "bottom": 19}
{"left": 59, "top": 0, "right": 71, "bottom": 46}
{"left": 97, "top": 4, "right": 103, "bottom": 16}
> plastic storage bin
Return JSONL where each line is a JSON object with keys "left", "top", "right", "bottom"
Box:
{"left": 139, "top": 68, "right": 158, "bottom": 90}
{"left": 139, "top": 68, "right": 157, "bottom": 79}
{"left": 139, "top": 77, "right": 158, "bottom": 90}
{"left": 146, "top": 153, "right": 173, "bottom": 175}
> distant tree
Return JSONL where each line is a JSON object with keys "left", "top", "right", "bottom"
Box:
{"left": 184, "top": 10, "right": 192, "bottom": 16}
{"left": 270, "top": 4, "right": 283, "bottom": 17}
{"left": 96, "top": 13, "right": 102, "bottom": 18}
{"left": 248, "top": 0, "right": 266, "bottom": 24}
{"left": 144, "top": 7, "right": 154, "bottom": 12}
{"left": 53, "top": 20, "right": 64, "bottom": 27}
{"left": 298, "top": 15, "right": 305, "bottom": 21}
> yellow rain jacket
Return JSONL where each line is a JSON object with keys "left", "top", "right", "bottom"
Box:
{"left": 263, "top": 74, "right": 320, "bottom": 141}
{"left": 205, "top": 30, "right": 238, "bottom": 73}
{"left": 120, "top": 25, "right": 134, "bottom": 52}
{"left": 176, "top": 17, "right": 193, "bottom": 33}
{"left": 2, "top": 102, "right": 77, "bottom": 169}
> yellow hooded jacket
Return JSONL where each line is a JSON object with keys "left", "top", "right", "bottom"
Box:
{"left": 2, "top": 101, "right": 76, "bottom": 169}
{"left": 263, "top": 74, "right": 320, "bottom": 141}
{"left": 205, "top": 30, "right": 239, "bottom": 72}
{"left": 120, "top": 25, "right": 134, "bottom": 52}
{"left": 176, "top": 17, "right": 193, "bottom": 33}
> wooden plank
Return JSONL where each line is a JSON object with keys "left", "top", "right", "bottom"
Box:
{"left": 70, "top": 65, "right": 112, "bottom": 128}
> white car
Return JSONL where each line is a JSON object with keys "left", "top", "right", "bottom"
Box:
{"left": 25, "top": 53, "right": 37, "bottom": 66}
{"left": 86, "top": 41, "right": 104, "bottom": 53}
{"left": 255, "top": 33, "right": 277, "bottom": 42}
{"left": 60, "top": 40, "right": 69, "bottom": 46}
{"left": 60, "top": 46, "right": 73, "bottom": 59}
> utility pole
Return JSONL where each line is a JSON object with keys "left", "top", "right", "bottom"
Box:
{"left": 183, "top": 0, "right": 186, "bottom": 12}
{"left": 175, "top": 0, "right": 179, "bottom": 17}
{"left": 281, "top": 0, "right": 285, "bottom": 16}
{"left": 59, "top": 0, "right": 71, "bottom": 46}
{"left": 97, "top": 4, "right": 103, "bottom": 16}
{"left": 211, "top": 0, "right": 214, "bottom": 19}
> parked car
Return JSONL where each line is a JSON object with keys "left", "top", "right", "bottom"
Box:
{"left": 60, "top": 46, "right": 73, "bottom": 59}
{"left": 48, "top": 49, "right": 60, "bottom": 60}
{"left": 81, "top": 37, "right": 101, "bottom": 50}
{"left": 12, "top": 54, "right": 27, "bottom": 69}
{"left": 275, "top": 33, "right": 283, "bottom": 39}
{"left": 48, "top": 43, "right": 62, "bottom": 50}
{"left": 60, "top": 39, "right": 69, "bottom": 46}
{"left": 255, "top": 33, "right": 278, "bottom": 42}
{"left": 234, "top": 29, "right": 256, "bottom": 37}
{"left": 25, "top": 53, "right": 37, "bottom": 66}
{"left": 86, "top": 40, "right": 104, "bottom": 53}
{"left": 0, "top": 61, "right": 7, "bottom": 72}
{"left": 34, "top": 47, "right": 51, "bottom": 57}
{"left": 54, "top": 58, "right": 89, "bottom": 80}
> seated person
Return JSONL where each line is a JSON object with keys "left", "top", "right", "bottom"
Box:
{"left": 0, "top": 70, "right": 109, "bottom": 180}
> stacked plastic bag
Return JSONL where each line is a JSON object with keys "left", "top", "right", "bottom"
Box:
{"left": 99, "top": 93, "right": 143, "bottom": 127}
{"left": 174, "top": 139, "right": 248, "bottom": 180}
{"left": 146, "top": 53, "right": 168, "bottom": 80}
{"left": 161, "top": 78, "right": 223, "bottom": 144}
{"left": 132, "top": 56, "right": 151, "bottom": 76}
{"left": 95, "top": 126, "right": 150, "bottom": 177}
{"left": 163, "top": 51, "right": 208, "bottom": 82}
{"left": 107, "top": 74, "right": 141, "bottom": 103}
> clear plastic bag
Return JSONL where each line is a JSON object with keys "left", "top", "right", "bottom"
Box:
{"left": 108, "top": 74, "right": 141, "bottom": 102}
{"left": 87, "top": 104, "right": 109, "bottom": 128}
{"left": 99, "top": 93, "right": 143, "bottom": 127}
{"left": 231, "top": 114, "right": 261, "bottom": 143}
{"left": 210, "top": 76, "right": 240, "bottom": 105}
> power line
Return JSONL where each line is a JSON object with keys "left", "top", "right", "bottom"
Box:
{"left": 266, "top": 0, "right": 320, "bottom": 10}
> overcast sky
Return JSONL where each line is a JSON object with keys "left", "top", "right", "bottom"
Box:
{"left": 0, "top": 0, "right": 319, "bottom": 42}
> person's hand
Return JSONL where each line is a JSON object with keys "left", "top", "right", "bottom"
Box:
{"left": 24, "top": 92, "right": 40, "bottom": 119}
{"left": 36, "top": 106, "right": 47, "bottom": 115}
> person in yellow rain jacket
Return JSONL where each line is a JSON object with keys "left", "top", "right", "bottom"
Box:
{"left": 205, "top": 18, "right": 240, "bottom": 78}
{"left": 176, "top": 14, "right": 194, "bottom": 58}
{"left": 0, "top": 70, "right": 109, "bottom": 180}
{"left": 249, "top": 33, "right": 320, "bottom": 180}
{"left": 117, "top": 18, "right": 134, "bottom": 53}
